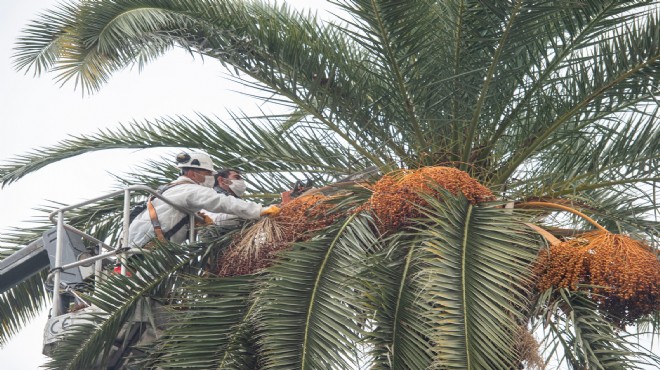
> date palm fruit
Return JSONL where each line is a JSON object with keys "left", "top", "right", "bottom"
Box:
{"left": 217, "top": 193, "right": 337, "bottom": 276}
{"left": 534, "top": 230, "right": 660, "bottom": 325}
{"left": 275, "top": 193, "right": 339, "bottom": 242}
{"left": 216, "top": 217, "right": 284, "bottom": 277}
{"left": 368, "top": 166, "right": 495, "bottom": 231}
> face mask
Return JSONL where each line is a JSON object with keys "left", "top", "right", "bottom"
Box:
{"left": 228, "top": 179, "right": 247, "bottom": 197}
{"left": 201, "top": 175, "right": 215, "bottom": 188}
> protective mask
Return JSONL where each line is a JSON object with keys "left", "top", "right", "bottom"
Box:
{"left": 201, "top": 175, "right": 216, "bottom": 188}
{"left": 228, "top": 179, "right": 247, "bottom": 197}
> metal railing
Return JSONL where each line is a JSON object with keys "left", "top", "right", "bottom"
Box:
{"left": 47, "top": 185, "right": 201, "bottom": 317}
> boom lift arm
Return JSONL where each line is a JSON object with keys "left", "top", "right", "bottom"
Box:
{"left": 0, "top": 185, "right": 202, "bottom": 367}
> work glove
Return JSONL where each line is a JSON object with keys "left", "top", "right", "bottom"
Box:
{"left": 195, "top": 212, "right": 215, "bottom": 226}
{"left": 260, "top": 205, "right": 281, "bottom": 217}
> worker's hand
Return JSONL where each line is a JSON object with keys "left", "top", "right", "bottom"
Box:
{"left": 260, "top": 205, "right": 281, "bottom": 217}
{"left": 195, "top": 212, "right": 215, "bottom": 226}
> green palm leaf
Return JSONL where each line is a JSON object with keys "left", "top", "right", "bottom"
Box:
{"left": 361, "top": 232, "right": 435, "bottom": 369}
{"left": 0, "top": 114, "right": 360, "bottom": 188}
{"left": 256, "top": 213, "right": 376, "bottom": 370}
{"left": 0, "top": 226, "right": 55, "bottom": 345}
{"left": 0, "top": 273, "right": 48, "bottom": 346}
{"left": 416, "top": 193, "right": 540, "bottom": 368}
{"left": 44, "top": 242, "right": 203, "bottom": 370}
{"left": 144, "top": 275, "right": 260, "bottom": 369}
{"left": 534, "top": 288, "right": 660, "bottom": 369}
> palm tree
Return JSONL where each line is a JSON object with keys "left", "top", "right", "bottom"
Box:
{"left": 2, "top": 0, "right": 660, "bottom": 368}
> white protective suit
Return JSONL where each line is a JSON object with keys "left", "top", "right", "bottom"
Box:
{"left": 128, "top": 176, "right": 264, "bottom": 247}
{"left": 202, "top": 187, "right": 241, "bottom": 229}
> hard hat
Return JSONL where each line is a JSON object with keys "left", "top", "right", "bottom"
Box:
{"left": 175, "top": 151, "right": 217, "bottom": 174}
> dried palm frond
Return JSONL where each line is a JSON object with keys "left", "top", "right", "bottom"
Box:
{"left": 368, "top": 166, "right": 495, "bottom": 231}
{"left": 217, "top": 217, "right": 285, "bottom": 277}
{"left": 515, "top": 325, "right": 544, "bottom": 370}
{"left": 217, "top": 194, "right": 340, "bottom": 277}
{"left": 534, "top": 230, "right": 660, "bottom": 325}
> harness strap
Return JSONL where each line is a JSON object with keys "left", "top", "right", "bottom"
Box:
{"left": 164, "top": 217, "right": 190, "bottom": 240}
{"left": 146, "top": 178, "right": 196, "bottom": 242}
{"left": 147, "top": 198, "right": 167, "bottom": 241}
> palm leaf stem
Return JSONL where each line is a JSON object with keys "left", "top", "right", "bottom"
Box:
{"left": 547, "top": 320, "right": 578, "bottom": 368}
{"left": 460, "top": 203, "right": 474, "bottom": 369}
{"left": 518, "top": 201, "right": 607, "bottom": 232}
{"left": 534, "top": 91, "right": 653, "bottom": 146}
{"left": 494, "top": 51, "right": 660, "bottom": 184}
{"left": 301, "top": 212, "right": 359, "bottom": 368}
{"left": 558, "top": 177, "right": 660, "bottom": 195}
{"left": 483, "top": 1, "right": 620, "bottom": 159}
{"left": 389, "top": 236, "right": 416, "bottom": 362}
{"left": 365, "top": 0, "right": 424, "bottom": 154}
{"left": 548, "top": 176, "right": 660, "bottom": 198}
{"left": 270, "top": 86, "right": 388, "bottom": 169}
{"left": 180, "top": 36, "right": 391, "bottom": 166}
{"left": 180, "top": 9, "right": 391, "bottom": 167}
{"left": 461, "top": 0, "right": 523, "bottom": 168}
{"left": 449, "top": 0, "right": 466, "bottom": 159}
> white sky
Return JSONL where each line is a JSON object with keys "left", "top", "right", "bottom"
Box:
{"left": 0, "top": 1, "right": 658, "bottom": 369}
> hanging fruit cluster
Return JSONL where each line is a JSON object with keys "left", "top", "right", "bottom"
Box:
{"left": 216, "top": 217, "right": 285, "bottom": 277}
{"left": 534, "top": 230, "right": 660, "bottom": 325}
{"left": 275, "top": 193, "right": 340, "bottom": 242}
{"left": 368, "top": 166, "right": 495, "bottom": 231}
{"left": 217, "top": 193, "right": 338, "bottom": 276}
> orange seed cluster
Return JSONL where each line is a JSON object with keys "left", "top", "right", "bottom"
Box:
{"left": 216, "top": 218, "right": 284, "bottom": 277}
{"left": 534, "top": 231, "right": 660, "bottom": 325}
{"left": 368, "top": 166, "right": 495, "bottom": 231}
{"left": 275, "top": 193, "right": 339, "bottom": 242}
{"left": 217, "top": 193, "right": 338, "bottom": 277}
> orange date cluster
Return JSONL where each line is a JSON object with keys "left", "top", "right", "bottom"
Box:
{"left": 275, "top": 193, "right": 339, "bottom": 242}
{"left": 217, "top": 193, "right": 338, "bottom": 276}
{"left": 534, "top": 231, "right": 660, "bottom": 325}
{"left": 368, "top": 166, "right": 495, "bottom": 231}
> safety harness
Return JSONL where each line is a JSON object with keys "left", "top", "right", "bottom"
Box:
{"left": 146, "top": 179, "right": 195, "bottom": 242}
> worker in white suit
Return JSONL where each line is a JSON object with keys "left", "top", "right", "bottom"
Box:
{"left": 202, "top": 168, "right": 247, "bottom": 229}
{"left": 128, "top": 152, "right": 280, "bottom": 248}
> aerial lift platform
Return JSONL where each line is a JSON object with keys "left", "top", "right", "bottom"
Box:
{"left": 0, "top": 185, "right": 202, "bottom": 369}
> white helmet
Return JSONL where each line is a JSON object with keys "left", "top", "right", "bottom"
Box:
{"left": 175, "top": 151, "right": 217, "bottom": 174}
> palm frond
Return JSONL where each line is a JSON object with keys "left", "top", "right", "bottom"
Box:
{"left": 533, "top": 288, "right": 660, "bottom": 369}
{"left": 0, "top": 227, "right": 55, "bottom": 345}
{"left": 12, "top": 1, "right": 81, "bottom": 76}
{"left": 0, "top": 114, "right": 363, "bottom": 188}
{"left": 44, "top": 242, "right": 203, "bottom": 370}
{"left": 0, "top": 272, "right": 48, "bottom": 346}
{"left": 494, "top": 5, "right": 660, "bottom": 183}
{"left": 144, "top": 275, "right": 259, "bottom": 369}
{"left": 361, "top": 232, "right": 435, "bottom": 369}
{"left": 256, "top": 213, "right": 377, "bottom": 369}
{"left": 13, "top": 0, "right": 392, "bottom": 166}
{"left": 416, "top": 193, "right": 540, "bottom": 368}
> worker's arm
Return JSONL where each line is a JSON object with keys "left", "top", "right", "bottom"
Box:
{"left": 185, "top": 185, "right": 265, "bottom": 219}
